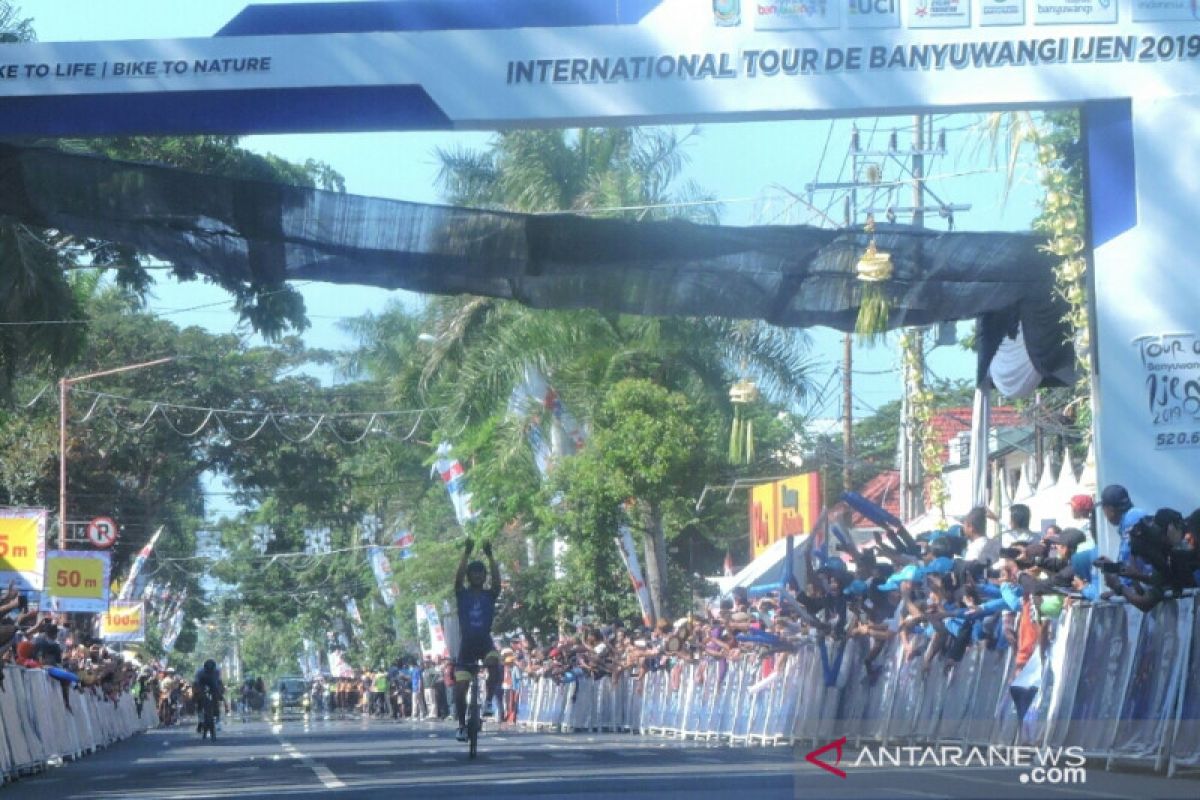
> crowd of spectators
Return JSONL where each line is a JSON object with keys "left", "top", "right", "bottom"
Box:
{"left": 464, "top": 484, "right": 1200, "bottom": 719}
{"left": 11, "top": 483, "right": 1190, "bottom": 732}
{"left": 0, "top": 591, "right": 140, "bottom": 712}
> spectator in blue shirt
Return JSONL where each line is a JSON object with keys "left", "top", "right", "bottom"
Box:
{"left": 1100, "top": 484, "right": 1149, "bottom": 583}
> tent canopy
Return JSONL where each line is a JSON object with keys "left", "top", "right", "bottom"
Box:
{"left": 716, "top": 534, "right": 807, "bottom": 596}
{"left": 0, "top": 144, "right": 1065, "bottom": 336}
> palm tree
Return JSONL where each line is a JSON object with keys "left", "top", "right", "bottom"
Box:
{"left": 413, "top": 127, "right": 817, "bottom": 617}
{"left": 0, "top": 3, "right": 88, "bottom": 397}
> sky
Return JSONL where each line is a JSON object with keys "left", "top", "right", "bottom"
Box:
{"left": 30, "top": 1, "right": 1046, "bottom": 513}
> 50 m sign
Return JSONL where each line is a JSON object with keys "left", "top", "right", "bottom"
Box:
{"left": 44, "top": 550, "right": 110, "bottom": 612}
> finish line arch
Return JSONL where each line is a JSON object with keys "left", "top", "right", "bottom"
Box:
{"left": 3, "top": 0, "right": 1199, "bottom": 547}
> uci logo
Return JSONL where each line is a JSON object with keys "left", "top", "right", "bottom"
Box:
{"left": 849, "top": 0, "right": 895, "bottom": 13}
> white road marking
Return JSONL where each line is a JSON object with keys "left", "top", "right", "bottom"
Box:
{"left": 489, "top": 754, "right": 523, "bottom": 761}
{"left": 356, "top": 759, "right": 393, "bottom": 766}
{"left": 279, "top": 740, "right": 345, "bottom": 790}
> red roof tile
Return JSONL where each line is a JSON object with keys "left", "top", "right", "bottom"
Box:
{"left": 927, "top": 406, "right": 1023, "bottom": 462}
{"left": 850, "top": 470, "right": 900, "bottom": 528}
{"left": 849, "top": 407, "right": 1024, "bottom": 527}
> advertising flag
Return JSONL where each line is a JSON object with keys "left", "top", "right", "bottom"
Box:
{"left": 615, "top": 521, "right": 655, "bottom": 627}
{"left": 416, "top": 603, "right": 450, "bottom": 659}
{"left": 367, "top": 546, "right": 397, "bottom": 607}
{"left": 117, "top": 525, "right": 163, "bottom": 601}
{"left": 748, "top": 473, "right": 822, "bottom": 558}
{"left": 433, "top": 443, "right": 477, "bottom": 526}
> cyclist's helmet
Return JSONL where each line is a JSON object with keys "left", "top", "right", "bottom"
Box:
{"left": 467, "top": 560, "right": 487, "bottom": 577}
{"left": 203, "top": 659, "right": 217, "bottom": 672}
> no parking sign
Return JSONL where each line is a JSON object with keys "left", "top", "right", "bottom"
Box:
{"left": 86, "top": 517, "right": 118, "bottom": 549}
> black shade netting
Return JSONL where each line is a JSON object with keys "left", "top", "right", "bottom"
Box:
{"left": 0, "top": 143, "right": 1062, "bottom": 336}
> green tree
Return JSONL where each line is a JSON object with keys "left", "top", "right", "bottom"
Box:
{"left": 550, "top": 379, "right": 699, "bottom": 621}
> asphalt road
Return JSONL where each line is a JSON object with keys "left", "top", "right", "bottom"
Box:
{"left": 11, "top": 715, "right": 1199, "bottom": 800}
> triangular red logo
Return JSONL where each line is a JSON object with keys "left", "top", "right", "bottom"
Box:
{"left": 805, "top": 736, "right": 848, "bottom": 778}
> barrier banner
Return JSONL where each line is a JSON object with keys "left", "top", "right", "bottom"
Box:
{"left": 504, "top": 595, "right": 1199, "bottom": 777}
{"left": 0, "top": 507, "right": 47, "bottom": 591}
{"left": 1169, "top": 594, "right": 1200, "bottom": 774}
{"left": 1043, "top": 604, "right": 1090, "bottom": 746}
{"left": 1111, "top": 595, "right": 1194, "bottom": 763}
{"left": 43, "top": 550, "right": 110, "bottom": 612}
{"left": 101, "top": 601, "right": 145, "bottom": 642}
{"left": 1062, "top": 601, "right": 1141, "bottom": 753}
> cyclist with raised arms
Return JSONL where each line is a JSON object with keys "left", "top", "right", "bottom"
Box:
{"left": 453, "top": 538, "right": 501, "bottom": 742}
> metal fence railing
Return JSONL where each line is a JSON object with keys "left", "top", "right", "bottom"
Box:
{"left": 0, "top": 666, "right": 150, "bottom": 779}
{"left": 514, "top": 594, "right": 1200, "bottom": 776}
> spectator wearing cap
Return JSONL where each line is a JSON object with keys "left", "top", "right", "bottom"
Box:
{"left": 1069, "top": 494, "right": 1097, "bottom": 552}
{"left": 1100, "top": 484, "right": 1149, "bottom": 580}
{"left": 1045, "top": 527, "right": 1087, "bottom": 565}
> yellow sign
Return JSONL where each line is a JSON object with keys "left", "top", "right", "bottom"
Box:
{"left": 0, "top": 508, "right": 47, "bottom": 590}
{"left": 101, "top": 601, "right": 145, "bottom": 642}
{"left": 45, "top": 550, "right": 110, "bottom": 612}
{"left": 748, "top": 473, "right": 822, "bottom": 559}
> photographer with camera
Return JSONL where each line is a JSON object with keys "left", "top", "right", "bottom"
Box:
{"left": 1099, "top": 508, "right": 1200, "bottom": 612}
{"left": 1099, "top": 484, "right": 1150, "bottom": 582}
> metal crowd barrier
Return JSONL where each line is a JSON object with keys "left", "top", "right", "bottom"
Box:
{"left": 512, "top": 594, "right": 1200, "bottom": 776}
{"left": 0, "top": 666, "right": 150, "bottom": 780}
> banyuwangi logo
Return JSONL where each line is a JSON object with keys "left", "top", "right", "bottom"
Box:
{"left": 805, "top": 740, "right": 1088, "bottom": 785}
{"left": 713, "top": 0, "right": 742, "bottom": 25}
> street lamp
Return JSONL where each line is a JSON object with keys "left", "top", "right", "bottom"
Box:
{"left": 59, "top": 356, "right": 175, "bottom": 549}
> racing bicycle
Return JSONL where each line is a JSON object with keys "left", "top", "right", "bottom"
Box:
{"left": 199, "top": 687, "right": 219, "bottom": 741}
{"left": 463, "top": 660, "right": 484, "bottom": 759}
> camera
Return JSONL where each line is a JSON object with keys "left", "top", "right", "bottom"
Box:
{"left": 16, "top": 592, "right": 28, "bottom": 612}
{"left": 998, "top": 547, "right": 1022, "bottom": 560}
{"left": 985, "top": 567, "right": 1002, "bottom": 580}
{"left": 1041, "top": 556, "right": 1069, "bottom": 574}
{"left": 1100, "top": 561, "right": 1123, "bottom": 575}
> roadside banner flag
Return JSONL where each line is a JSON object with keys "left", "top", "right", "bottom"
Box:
{"left": 117, "top": 525, "right": 163, "bottom": 601}
{"left": 614, "top": 519, "right": 654, "bottom": 626}
{"left": 433, "top": 443, "right": 477, "bottom": 526}
{"left": 367, "top": 546, "right": 397, "bottom": 607}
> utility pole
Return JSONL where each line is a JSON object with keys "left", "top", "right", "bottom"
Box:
{"left": 804, "top": 119, "right": 968, "bottom": 522}
{"left": 59, "top": 356, "right": 175, "bottom": 548}
{"left": 900, "top": 115, "right": 927, "bottom": 522}
{"left": 842, "top": 335, "right": 853, "bottom": 495}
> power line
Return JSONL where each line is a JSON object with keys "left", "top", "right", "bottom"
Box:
{"left": 0, "top": 282, "right": 316, "bottom": 328}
